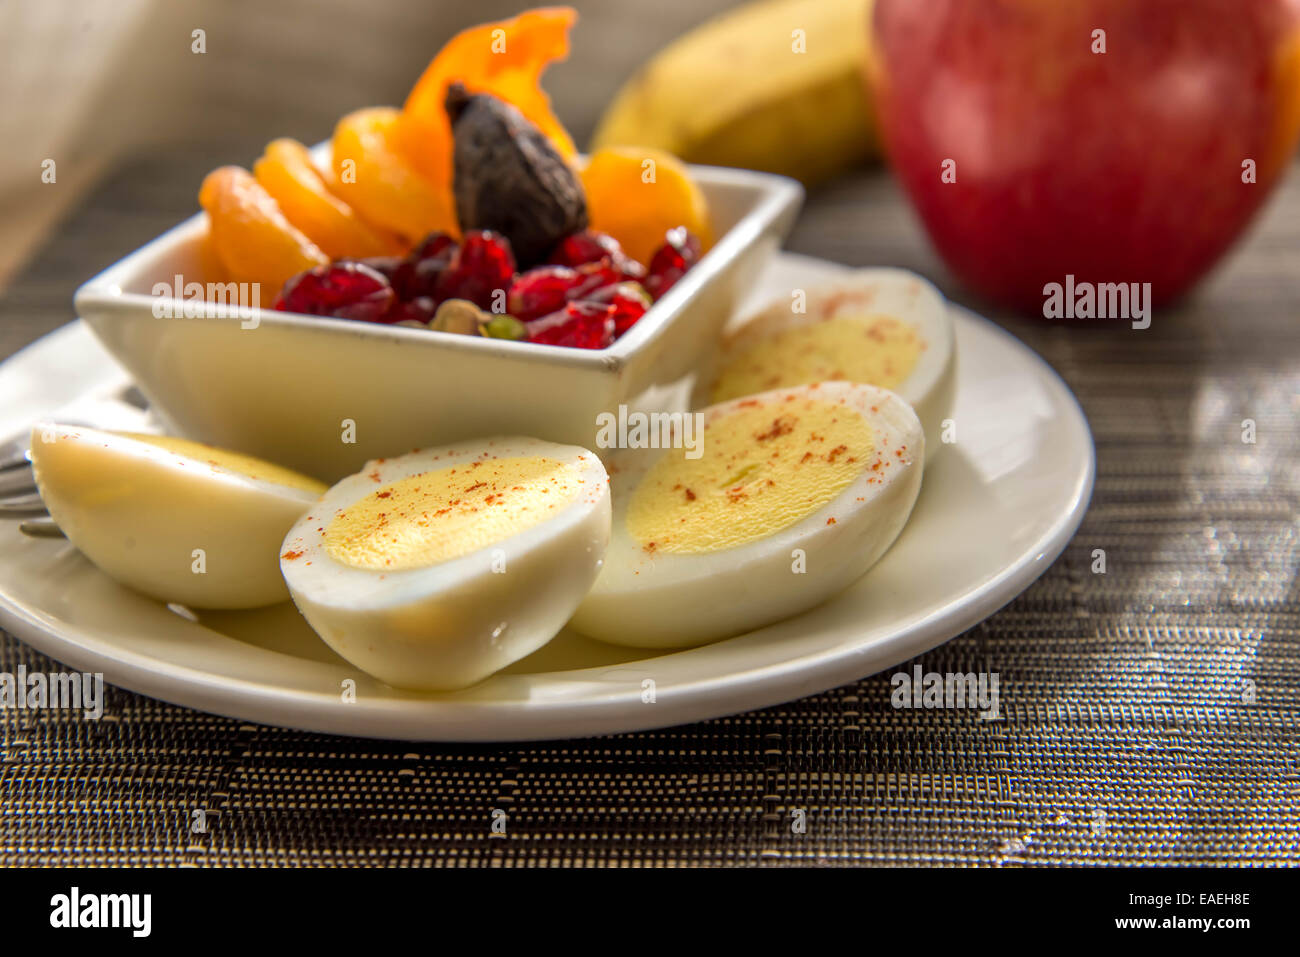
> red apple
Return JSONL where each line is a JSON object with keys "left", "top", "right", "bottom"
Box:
{"left": 868, "top": 0, "right": 1300, "bottom": 314}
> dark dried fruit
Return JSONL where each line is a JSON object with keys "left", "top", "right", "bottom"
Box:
{"left": 275, "top": 261, "right": 395, "bottom": 323}
{"left": 527, "top": 300, "right": 616, "bottom": 349}
{"left": 434, "top": 230, "right": 516, "bottom": 310}
{"left": 446, "top": 83, "right": 587, "bottom": 268}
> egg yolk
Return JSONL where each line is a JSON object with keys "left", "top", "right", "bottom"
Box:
{"left": 324, "top": 456, "right": 583, "bottom": 570}
{"left": 711, "top": 315, "right": 922, "bottom": 403}
{"left": 626, "top": 396, "right": 872, "bottom": 554}
{"left": 124, "top": 432, "right": 326, "bottom": 493}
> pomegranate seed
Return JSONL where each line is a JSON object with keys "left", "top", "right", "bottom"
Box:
{"left": 527, "top": 300, "right": 616, "bottom": 349}
{"left": 616, "top": 255, "right": 648, "bottom": 281}
{"left": 435, "top": 230, "right": 515, "bottom": 309}
{"left": 385, "top": 296, "right": 437, "bottom": 326}
{"left": 275, "top": 262, "right": 395, "bottom": 323}
{"left": 398, "top": 232, "right": 458, "bottom": 299}
{"left": 507, "top": 265, "right": 584, "bottom": 322}
{"left": 550, "top": 230, "right": 646, "bottom": 282}
{"left": 587, "top": 282, "right": 651, "bottom": 337}
{"left": 569, "top": 259, "right": 624, "bottom": 300}
{"left": 644, "top": 227, "right": 703, "bottom": 300}
{"left": 353, "top": 256, "right": 415, "bottom": 299}
{"left": 549, "top": 230, "right": 623, "bottom": 267}
{"left": 410, "top": 231, "right": 457, "bottom": 263}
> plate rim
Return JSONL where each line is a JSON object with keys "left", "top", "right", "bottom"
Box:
{"left": 0, "top": 273, "right": 1094, "bottom": 742}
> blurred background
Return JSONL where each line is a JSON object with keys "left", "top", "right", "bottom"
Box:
{"left": 0, "top": 0, "right": 742, "bottom": 285}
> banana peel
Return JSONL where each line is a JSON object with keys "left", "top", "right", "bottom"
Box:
{"left": 591, "top": 0, "right": 877, "bottom": 186}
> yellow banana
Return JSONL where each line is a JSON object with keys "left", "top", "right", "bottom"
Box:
{"left": 591, "top": 0, "right": 877, "bottom": 185}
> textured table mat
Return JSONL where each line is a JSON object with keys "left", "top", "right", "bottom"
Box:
{"left": 1, "top": 153, "right": 1297, "bottom": 866}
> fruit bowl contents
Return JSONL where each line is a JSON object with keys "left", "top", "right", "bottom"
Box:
{"left": 273, "top": 224, "right": 700, "bottom": 349}
{"left": 196, "top": 8, "right": 713, "bottom": 350}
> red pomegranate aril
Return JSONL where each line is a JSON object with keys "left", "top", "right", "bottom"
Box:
{"left": 549, "top": 230, "right": 622, "bottom": 267}
{"left": 587, "top": 282, "right": 651, "bottom": 336}
{"left": 507, "top": 265, "right": 584, "bottom": 321}
{"left": 385, "top": 296, "right": 437, "bottom": 325}
{"left": 568, "top": 259, "right": 624, "bottom": 300}
{"left": 643, "top": 227, "right": 703, "bottom": 300}
{"left": 353, "top": 256, "right": 415, "bottom": 299}
{"left": 275, "top": 261, "right": 396, "bottom": 323}
{"left": 406, "top": 256, "right": 450, "bottom": 299}
{"left": 527, "top": 300, "right": 616, "bottom": 349}
{"left": 410, "top": 231, "right": 457, "bottom": 263}
{"left": 615, "top": 255, "right": 647, "bottom": 281}
{"left": 389, "top": 231, "right": 458, "bottom": 299}
{"left": 435, "top": 230, "right": 516, "bottom": 310}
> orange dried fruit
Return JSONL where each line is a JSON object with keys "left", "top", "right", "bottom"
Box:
{"left": 329, "top": 107, "right": 459, "bottom": 243}
{"left": 254, "top": 138, "right": 401, "bottom": 259}
{"left": 579, "top": 146, "right": 712, "bottom": 266}
{"left": 198, "top": 166, "right": 329, "bottom": 293}
{"left": 400, "top": 7, "right": 578, "bottom": 189}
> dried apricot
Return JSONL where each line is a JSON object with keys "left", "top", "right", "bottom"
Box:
{"left": 400, "top": 7, "right": 578, "bottom": 190}
{"left": 254, "top": 138, "right": 401, "bottom": 259}
{"left": 329, "top": 108, "right": 459, "bottom": 243}
{"left": 198, "top": 166, "right": 329, "bottom": 293}
{"left": 579, "top": 146, "right": 712, "bottom": 266}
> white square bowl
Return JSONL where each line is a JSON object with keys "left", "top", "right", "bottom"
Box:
{"left": 75, "top": 163, "right": 803, "bottom": 480}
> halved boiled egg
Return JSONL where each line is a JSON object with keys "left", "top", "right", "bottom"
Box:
{"left": 570, "top": 382, "right": 923, "bottom": 648}
{"left": 697, "top": 268, "right": 954, "bottom": 461}
{"left": 30, "top": 424, "right": 326, "bottom": 608}
{"left": 279, "top": 437, "right": 610, "bottom": 691}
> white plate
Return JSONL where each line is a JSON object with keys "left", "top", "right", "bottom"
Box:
{"left": 0, "top": 253, "right": 1094, "bottom": 741}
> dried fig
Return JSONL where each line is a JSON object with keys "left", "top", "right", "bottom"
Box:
{"left": 446, "top": 83, "right": 587, "bottom": 267}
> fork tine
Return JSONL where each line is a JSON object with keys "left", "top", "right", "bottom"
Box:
{"left": 0, "top": 464, "right": 35, "bottom": 496}
{"left": 0, "top": 493, "right": 47, "bottom": 516}
{"left": 19, "top": 518, "right": 63, "bottom": 538}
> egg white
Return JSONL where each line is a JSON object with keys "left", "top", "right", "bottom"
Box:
{"left": 279, "top": 436, "right": 610, "bottom": 691}
{"left": 570, "top": 382, "right": 924, "bottom": 648}
{"left": 30, "top": 423, "right": 325, "bottom": 609}
{"left": 697, "top": 268, "right": 954, "bottom": 462}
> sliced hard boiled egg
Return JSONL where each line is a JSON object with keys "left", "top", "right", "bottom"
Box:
{"left": 30, "top": 424, "right": 326, "bottom": 609}
{"left": 279, "top": 437, "right": 610, "bottom": 691}
{"left": 570, "top": 382, "right": 923, "bottom": 648}
{"left": 698, "top": 268, "right": 954, "bottom": 461}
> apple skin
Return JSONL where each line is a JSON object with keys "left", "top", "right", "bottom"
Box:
{"left": 868, "top": 0, "right": 1300, "bottom": 313}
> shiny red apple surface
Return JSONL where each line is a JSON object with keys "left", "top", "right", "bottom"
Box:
{"left": 869, "top": 0, "right": 1300, "bottom": 313}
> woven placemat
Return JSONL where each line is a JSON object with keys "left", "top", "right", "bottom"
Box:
{"left": 1, "top": 154, "right": 1296, "bottom": 866}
